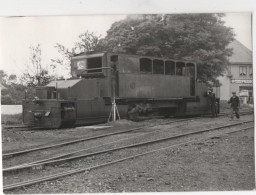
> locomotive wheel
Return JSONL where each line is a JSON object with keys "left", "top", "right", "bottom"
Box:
{"left": 174, "top": 102, "right": 187, "bottom": 117}
{"left": 127, "top": 107, "right": 139, "bottom": 121}
{"left": 60, "top": 120, "right": 76, "bottom": 128}
{"left": 159, "top": 108, "right": 171, "bottom": 118}
{"left": 127, "top": 103, "right": 140, "bottom": 121}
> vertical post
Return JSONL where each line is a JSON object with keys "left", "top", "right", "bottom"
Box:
{"left": 113, "top": 99, "right": 116, "bottom": 121}
{"left": 115, "top": 101, "right": 121, "bottom": 120}
{"left": 194, "top": 63, "right": 197, "bottom": 96}
{"left": 110, "top": 65, "right": 120, "bottom": 122}
{"left": 25, "top": 90, "right": 27, "bottom": 100}
{"left": 56, "top": 81, "right": 58, "bottom": 100}
{"left": 112, "top": 71, "right": 116, "bottom": 121}
{"left": 163, "top": 61, "right": 165, "bottom": 75}
{"left": 174, "top": 61, "right": 176, "bottom": 75}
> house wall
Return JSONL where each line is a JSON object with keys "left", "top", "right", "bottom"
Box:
{"left": 217, "top": 63, "right": 253, "bottom": 102}
{"left": 217, "top": 74, "right": 231, "bottom": 100}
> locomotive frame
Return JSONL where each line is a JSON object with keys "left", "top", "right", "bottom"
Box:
{"left": 22, "top": 52, "right": 219, "bottom": 128}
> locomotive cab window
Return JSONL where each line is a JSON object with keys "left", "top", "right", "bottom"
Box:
{"left": 76, "top": 60, "right": 87, "bottom": 70}
{"left": 140, "top": 58, "right": 152, "bottom": 73}
{"left": 71, "top": 60, "right": 86, "bottom": 77}
{"left": 110, "top": 55, "right": 118, "bottom": 71}
{"left": 153, "top": 59, "right": 164, "bottom": 74}
{"left": 186, "top": 63, "right": 196, "bottom": 96}
{"left": 87, "top": 57, "right": 102, "bottom": 73}
{"left": 185, "top": 63, "right": 195, "bottom": 77}
{"left": 165, "top": 61, "right": 175, "bottom": 75}
{"left": 111, "top": 55, "right": 118, "bottom": 63}
{"left": 176, "top": 62, "right": 185, "bottom": 76}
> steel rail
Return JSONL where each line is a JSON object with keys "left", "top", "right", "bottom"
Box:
{"left": 3, "top": 122, "right": 191, "bottom": 171}
{"left": 3, "top": 120, "right": 253, "bottom": 172}
{"left": 2, "top": 118, "right": 190, "bottom": 157}
{"left": 3, "top": 110, "right": 252, "bottom": 130}
{"left": 3, "top": 125, "right": 254, "bottom": 191}
{"left": 206, "top": 110, "right": 253, "bottom": 117}
{"left": 3, "top": 110, "right": 253, "bottom": 157}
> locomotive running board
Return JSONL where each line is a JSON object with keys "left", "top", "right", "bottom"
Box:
{"left": 116, "top": 97, "right": 199, "bottom": 102}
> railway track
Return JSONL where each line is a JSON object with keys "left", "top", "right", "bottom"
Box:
{"left": 3, "top": 120, "right": 191, "bottom": 171}
{"left": 2, "top": 119, "right": 253, "bottom": 172}
{"left": 2, "top": 111, "right": 253, "bottom": 169}
{"left": 2, "top": 118, "right": 191, "bottom": 157}
{"left": 3, "top": 121, "right": 253, "bottom": 191}
{"left": 3, "top": 110, "right": 253, "bottom": 158}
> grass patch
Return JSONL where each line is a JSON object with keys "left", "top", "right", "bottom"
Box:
{"left": 1, "top": 113, "right": 23, "bottom": 125}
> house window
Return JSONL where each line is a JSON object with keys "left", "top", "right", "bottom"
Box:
{"left": 249, "top": 67, "right": 253, "bottom": 77}
{"left": 239, "top": 66, "right": 247, "bottom": 76}
{"left": 140, "top": 58, "right": 152, "bottom": 73}
{"left": 153, "top": 59, "right": 164, "bottom": 74}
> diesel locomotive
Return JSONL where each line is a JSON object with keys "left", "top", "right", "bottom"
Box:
{"left": 22, "top": 52, "right": 219, "bottom": 128}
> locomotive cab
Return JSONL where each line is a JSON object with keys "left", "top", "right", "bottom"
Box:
{"left": 71, "top": 53, "right": 108, "bottom": 78}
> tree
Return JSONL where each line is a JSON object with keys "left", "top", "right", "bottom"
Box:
{"left": 1, "top": 94, "right": 13, "bottom": 105}
{"left": 0, "top": 70, "right": 8, "bottom": 85}
{"left": 8, "top": 74, "right": 17, "bottom": 84}
{"left": 102, "top": 14, "right": 235, "bottom": 85}
{"left": 51, "top": 31, "right": 102, "bottom": 77}
{"left": 22, "top": 44, "right": 53, "bottom": 87}
{"left": 0, "top": 70, "right": 28, "bottom": 104}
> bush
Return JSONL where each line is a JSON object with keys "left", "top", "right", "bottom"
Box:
{"left": 1, "top": 95, "right": 14, "bottom": 105}
{"left": 1, "top": 113, "right": 23, "bottom": 125}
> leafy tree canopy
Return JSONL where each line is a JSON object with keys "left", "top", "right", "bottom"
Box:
{"left": 22, "top": 44, "right": 53, "bottom": 87}
{"left": 0, "top": 70, "right": 8, "bottom": 85}
{"left": 102, "top": 14, "right": 235, "bottom": 85}
{"left": 51, "top": 31, "right": 102, "bottom": 77}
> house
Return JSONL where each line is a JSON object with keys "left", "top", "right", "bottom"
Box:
{"left": 215, "top": 40, "right": 253, "bottom": 103}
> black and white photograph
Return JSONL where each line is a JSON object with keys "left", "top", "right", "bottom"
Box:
{"left": 0, "top": 0, "right": 255, "bottom": 193}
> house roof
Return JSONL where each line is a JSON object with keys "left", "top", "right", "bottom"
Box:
{"left": 228, "top": 39, "right": 252, "bottom": 64}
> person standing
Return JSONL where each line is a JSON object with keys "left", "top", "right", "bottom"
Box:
{"left": 208, "top": 89, "right": 218, "bottom": 117}
{"left": 228, "top": 92, "right": 240, "bottom": 120}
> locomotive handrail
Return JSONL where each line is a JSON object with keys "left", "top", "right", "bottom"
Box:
{"left": 80, "top": 67, "right": 113, "bottom": 75}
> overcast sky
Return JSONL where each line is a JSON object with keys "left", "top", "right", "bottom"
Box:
{"left": 0, "top": 13, "right": 252, "bottom": 77}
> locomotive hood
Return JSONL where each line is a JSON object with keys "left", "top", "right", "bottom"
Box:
{"left": 44, "top": 78, "right": 105, "bottom": 100}
{"left": 47, "top": 79, "right": 81, "bottom": 89}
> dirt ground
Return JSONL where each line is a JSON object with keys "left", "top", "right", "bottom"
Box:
{"left": 1, "top": 106, "right": 255, "bottom": 193}
{"left": 63, "top": 128, "right": 255, "bottom": 192}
